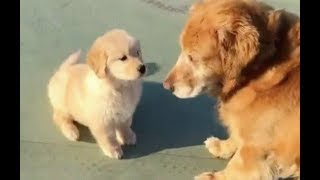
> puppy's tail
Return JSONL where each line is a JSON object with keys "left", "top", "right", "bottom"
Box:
{"left": 59, "top": 49, "right": 81, "bottom": 70}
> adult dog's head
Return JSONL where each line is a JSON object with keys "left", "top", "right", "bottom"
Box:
{"left": 163, "top": 0, "right": 283, "bottom": 98}
{"left": 87, "top": 29, "right": 146, "bottom": 81}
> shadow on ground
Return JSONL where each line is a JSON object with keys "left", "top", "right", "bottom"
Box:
{"left": 77, "top": 79, "right": 227, "bottom": 159}
{"left": 145, "top": 62, "right": 161, "bottom": 77}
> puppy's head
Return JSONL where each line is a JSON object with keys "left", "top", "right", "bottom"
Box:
{"left": 163, "top": 0, "right": 283, "bottom": 98}
{"left": 87, "top": 29, "right": 146, "bottom": 80}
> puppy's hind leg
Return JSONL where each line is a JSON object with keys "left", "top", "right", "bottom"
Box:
{"left": 53, "top": 110, "right": 80, "bottom": 141}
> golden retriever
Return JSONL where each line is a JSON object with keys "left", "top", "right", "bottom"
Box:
{"left": 48, "top": 29, "right": 146, "bottom": 159}
{"left": 163, "top": 0, "right": 300, "bottom": 179}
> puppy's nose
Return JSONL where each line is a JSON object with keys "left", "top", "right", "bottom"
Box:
{"left": 163, "top": 80, "right": 175, "bottom": 92}
{"left": 137, "top": 64, "right": 146, "bottom": 74}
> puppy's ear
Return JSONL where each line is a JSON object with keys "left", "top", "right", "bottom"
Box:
{"left": 217, "top": 19, "right": 260, "bottom": 79}
{"left": 86, "top": 40, "right": 108, "bottom": 78}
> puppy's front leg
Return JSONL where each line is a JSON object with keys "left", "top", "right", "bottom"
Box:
{"left": 116, "top": 117, "right": 136, "bottom": 145}
{"left": 90, "top": 123, "right": 123, "bottom": 159}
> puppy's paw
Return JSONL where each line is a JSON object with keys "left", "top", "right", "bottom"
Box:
{"left": 102, "top": 146, "right": 123, "bottom": 159}
{"left": 61, "top": 123, "right": 80, "bottom": 141}
{"left": 204, "top": 137, "right": 235, "bottom": 159}
{"left": 195, "top": 171, "right": 224, "bottom": 180}
{"left": 126, "top": 131, "right": 136, "bottom": 145}
{"left": 195, "top": 172, "right": 215, "bottom": 180}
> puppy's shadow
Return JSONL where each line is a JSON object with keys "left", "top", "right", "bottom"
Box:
{"left": 78, "top": 81, "right": 227, "bottom": 158}
{"left": 77, "top": 124, "right": 96, "bottom": 143}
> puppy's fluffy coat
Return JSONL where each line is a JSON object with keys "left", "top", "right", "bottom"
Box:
{"left": 164, "top": 0, "right": 300, "bottom": 179}
{"left": 48, "top": 29, "right": 145, "bottom": 159}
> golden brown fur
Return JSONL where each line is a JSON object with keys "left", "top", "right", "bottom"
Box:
{"left": 163, "top": 0, "right": 300, "bottom": 179}
{"left": 48, "top": 29, "right": 145, "bottom": 159}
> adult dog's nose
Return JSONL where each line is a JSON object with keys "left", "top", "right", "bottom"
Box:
{"left": 137, "top": 64, "right": 146, "bottom": 74}
{"left": 163, "top": 80, "right": 175, "bottom": 92}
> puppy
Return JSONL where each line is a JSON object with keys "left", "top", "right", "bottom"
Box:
{"left": 48, "top": 29, "right": 146, "bottom": 159}
{"left": 163, "top": 0, "right": 300, "bottom": 179}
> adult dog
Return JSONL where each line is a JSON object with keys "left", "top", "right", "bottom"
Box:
{"left": 163, "top": 0, "right": 300, "bottom": 179}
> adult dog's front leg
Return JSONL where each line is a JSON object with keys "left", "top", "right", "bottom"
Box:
{"left": 195, "top": 145, "right": 275, "bottom": 180}
{"left": 205, "top": 136, "right": 237, "bottom": 159}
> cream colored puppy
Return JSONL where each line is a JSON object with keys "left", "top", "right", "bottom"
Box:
{"left": 47, "top": 29, "right": 145, "bottom": 159}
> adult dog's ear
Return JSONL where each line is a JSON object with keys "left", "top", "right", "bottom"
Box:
{"left": 216, "top": 17, "right": 260, "bottom": 80}
{"left": 86, "top": 38, "right": 108, "bottom": 78}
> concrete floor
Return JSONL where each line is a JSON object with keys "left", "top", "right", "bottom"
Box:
{"left": 20, "top": 0, "right": 299, "bottom": 179}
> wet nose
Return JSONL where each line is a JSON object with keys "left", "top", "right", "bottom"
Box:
{"left": 137, "top": 64, "right": 146, "bottom": 74}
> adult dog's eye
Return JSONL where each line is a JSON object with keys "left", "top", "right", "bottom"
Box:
{"left": 188, "top": 55, "right": 193, "bottom": 62}
{"left": 119, "top": 55, "right": 127, "bottom": 61}
{"left": 137, "top": 50, "right": 140, "bottom": 56}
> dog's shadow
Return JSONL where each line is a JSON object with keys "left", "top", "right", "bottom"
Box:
{"left": 145, "top": 62, "right": 160, "bottom": 77}
{"left": 78, "top": 81, "right": 227, "bottom": 158}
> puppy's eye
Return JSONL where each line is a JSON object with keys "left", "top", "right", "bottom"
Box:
{"left": 188, "top": 55, "right": 193, "bottom": 62}
{"left": 119, "top": 55, "right": 127, "bottom": 61}
{"left": 137, "top": 50, "right": 140, "bottom": 56}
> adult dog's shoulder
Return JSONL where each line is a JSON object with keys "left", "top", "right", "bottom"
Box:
{"left": 221, "top": 9, "right": 300, "bottom": 108}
